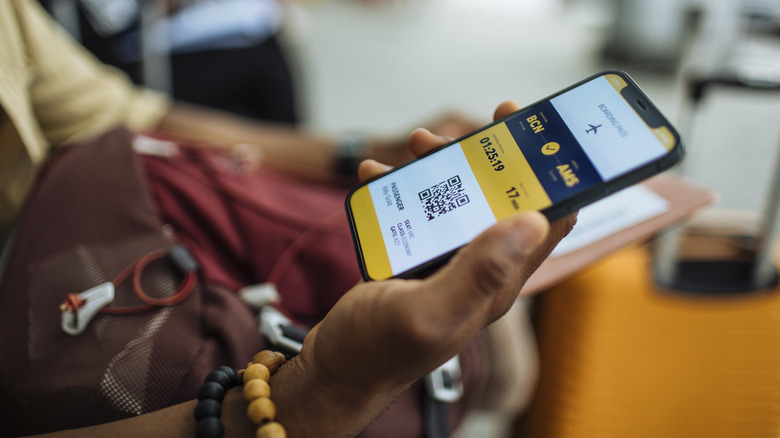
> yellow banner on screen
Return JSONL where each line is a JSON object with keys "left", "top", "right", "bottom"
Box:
{"left": 349, "top": 185, "right": 392, "bottom": 280}
{"left": 460, "top": 122, "right": 552, "bottom": 218}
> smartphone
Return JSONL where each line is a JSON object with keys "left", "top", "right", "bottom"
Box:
{"left": 346, "top": 70, "right": 683, "bottom": 281}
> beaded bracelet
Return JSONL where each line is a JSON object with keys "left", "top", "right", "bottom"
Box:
{"left": 194, "top": 366, "right": 241, "bottom": 438}
{"left": 194, "top": 351, "right": 287, "bottom": 438}
{"left": 239, "top": 350, "right": 287, "bottom": 438}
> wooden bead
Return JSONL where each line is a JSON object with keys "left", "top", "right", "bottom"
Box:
{"left": 246, "top": 396, "right": 276, "bottom": 425}
{"left": 243, "top": 378, "right": 271, "bottom": 402}
{"left": 252, "top": 350, "right": 275, "bottom": 365}
{"left": 243, "top": 363, "right": 270, "bottom": 383}
{"left": 256, "top": 421, "right": 286, "bottom": 438}
{"left": 251, "top": 351, "right": 286, "bottom": 374}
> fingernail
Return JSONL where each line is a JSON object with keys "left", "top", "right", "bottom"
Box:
{"left": 361, "top": 159, "right": 392, "bottom": 172}
{"left": 377, "top": 162, "right": 393, "bottom": 171}
{"left": 410, "top": 127, "right": 453, "bottom": 143}
{"left": 373, "top": 159, "right": 393, "bottom": 171}
{"left": 409, "top": 127, "right": 431, "bottom": 137}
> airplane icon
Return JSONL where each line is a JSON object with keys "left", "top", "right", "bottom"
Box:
{"left": 585, "top": 124, "right": 602, "bottom": 134}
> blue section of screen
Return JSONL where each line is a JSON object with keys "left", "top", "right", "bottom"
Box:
{"left": 505, "top": 101, "right": 604, "bottom": 204}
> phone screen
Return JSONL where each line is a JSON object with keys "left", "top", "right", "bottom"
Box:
{"left": 347, "top": 72, "right": 681, "bottom": 281}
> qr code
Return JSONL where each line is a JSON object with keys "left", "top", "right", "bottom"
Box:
{"left": 419, "top": 175, "right": 470, "bottom": 221}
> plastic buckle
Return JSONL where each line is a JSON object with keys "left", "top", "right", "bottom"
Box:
{"left": 239, "top": 283, "right": 281, "bottom": 310}
{"left": 259, "top": 305, "right": 305, "bottom": 355}
{"left": 425, "top": 355, "right": 463, "bottom": 403}
{"left": 61, "top": 282, "right": 115, "bottom": 336}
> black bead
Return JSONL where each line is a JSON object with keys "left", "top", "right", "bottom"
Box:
{"left": 197, "top": 381, "right": 226, "bottom": 402}
{"left": 205, "top": 369, "right": 232, "bottom": 389}
{"left": 193, "top": 399, "right": 222, "bottom": 421}
{"left": 216, "top": 366, "right": 237, "bottom": 386}
{"left": 195, "top": 416, "right": 224, "bottom": 438}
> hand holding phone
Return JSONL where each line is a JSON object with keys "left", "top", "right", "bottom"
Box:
{"left": 347, "top": 70, "right": 683, "bottom": 281}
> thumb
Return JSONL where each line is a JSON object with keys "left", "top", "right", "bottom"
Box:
{"left": 426, "top": 211, "right": 550, "bottom": 326}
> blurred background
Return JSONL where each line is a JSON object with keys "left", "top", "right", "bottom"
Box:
{"left": 43, "top": 0, "right": 780, "bottom": 212}
{"left": 41, "top": 0, "right": 780, "bottom": 436}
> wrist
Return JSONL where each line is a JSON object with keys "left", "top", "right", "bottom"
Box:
{"left": 333, "top": 133, "right": 371, "bottom": 177}
{"left": 271, "top": 355, "right": 406, "bottom": 438}
{"left": 220, "top": 386, "right": 256, "bottom": 437}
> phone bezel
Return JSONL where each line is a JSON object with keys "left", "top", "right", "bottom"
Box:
{"left": 345, "top": 69, "right": 684, "bottom": 281}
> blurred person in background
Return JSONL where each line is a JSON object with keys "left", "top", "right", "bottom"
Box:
{"left": 41, "top": 0, "right": 300, "bottom": 123}
{"left": 39, "top": 0, "right": 406, "bottom": 124}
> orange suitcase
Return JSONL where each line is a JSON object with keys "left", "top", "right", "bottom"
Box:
{"left": 519, "top": 72, "right": 780, "bottom": 438}
{"left": 520, "top": 244, "right": 780, "bottom": 438}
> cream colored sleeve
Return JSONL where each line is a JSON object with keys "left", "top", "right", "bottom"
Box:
{"left": 17, "top": 0, "right": 171, "bottom": 146}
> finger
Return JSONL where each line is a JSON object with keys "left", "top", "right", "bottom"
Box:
{"left": 423, "top": 112, "right": 483, "bottom": 138}
{"left": 425, "top": 211, "right": 550, "bottom": 332}
{"left": 493, "top": 101, "right": 522, "bottom": 121}
{"left": 357, "top": 159, "right": 392, "bottom": 182}
{"left": 514, "top": 211, "right": 578, "bottom": 299}
{"left": 408, "top": 128, "right": 452, "bottom": 157}
{"left": 552, "top": 211, "right": 578, "bottom": 242}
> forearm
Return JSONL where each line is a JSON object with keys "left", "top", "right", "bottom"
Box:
{"left": 155, "top": 102, "right": 340, "bottom": 182}
{"left": 31, "top": 399, "right": 198, "bottom": 438}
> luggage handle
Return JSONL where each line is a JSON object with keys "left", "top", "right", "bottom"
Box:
{"left": 654, "top": 75, "right": 780, "bottom": 292}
